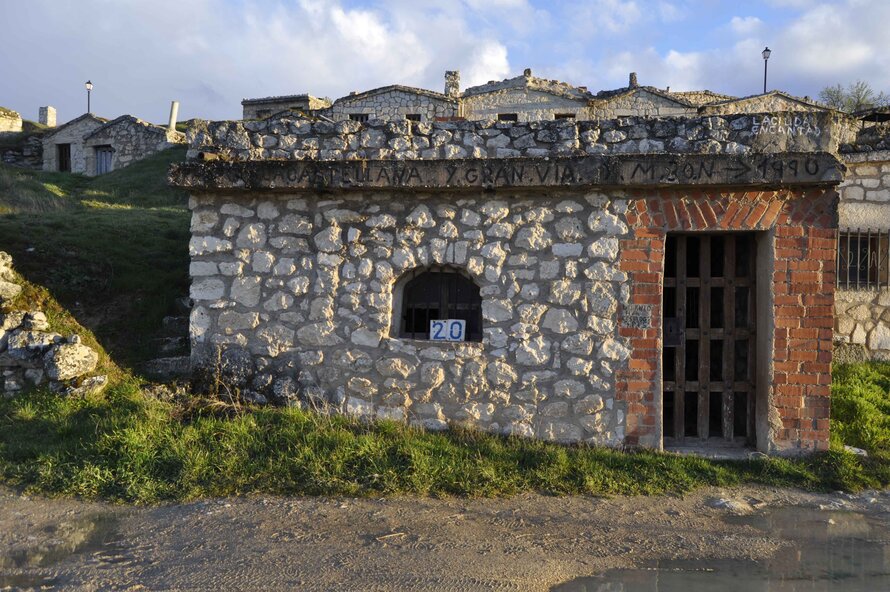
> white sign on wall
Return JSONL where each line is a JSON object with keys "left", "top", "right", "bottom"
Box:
{"left": 429, "top": 319, "right": 466, "bottom": 342}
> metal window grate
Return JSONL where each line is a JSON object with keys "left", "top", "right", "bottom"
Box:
{"left": 837, "top": 229, "right": 890, "bottom": 290}
{"left": 400, "top": 267, "right": 483, "bottom": 341}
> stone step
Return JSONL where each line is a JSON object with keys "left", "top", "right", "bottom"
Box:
{"left": 143, "top": 356, "right": 192, "bottom": 381}
{"left": 152, "top": 336, "right": 189, "bottom": 356}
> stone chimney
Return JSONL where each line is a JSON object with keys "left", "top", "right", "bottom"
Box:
{"left": 168, "top": 101, "right": 180, "bottom": 132}
{"left": 444, "top": 70, "right": 460, "bottom": 98}
{"left": 629, "top": 72, "right": 639, "bottom": 88}
{"left": 39, "top": 106, "right": 56, "bottom": 128}
{"left": 523, "top": 68, "right": 532, "bottom": 77}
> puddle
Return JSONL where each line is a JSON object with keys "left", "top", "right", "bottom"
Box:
{"left": 552, "top": 507, "right": 890, "bottom": 591}
{"left": 0, "top": 513, "right": 131, "bottom": 589}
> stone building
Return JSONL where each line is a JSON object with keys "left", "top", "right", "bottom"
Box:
{"left": 698, "top": 91, "right": 832, "bottom": 115}
{"left": 0, "top": 107, "right": 23, "bottom": 133}
{"left": 325, "top": 85, "right": 459, "bottom": 123}
{"left": 173, "top": 111, "right": 843, "bottom": 455}
{"left": 242, "top": 94, "right": 332, "bottom": 120}
{"left": 589, "top": 74, "right": 697, "bottom": 119}
{"left": 41, "top": 113, "right": 108, "bottom": 173}
{"left": 82, "top": 115, "right": 185, "bottom": 176}
{"left": 460, "top": 69, "right": 594, "bottom": 122}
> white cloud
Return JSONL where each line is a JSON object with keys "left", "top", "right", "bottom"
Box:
{"left": 730, "top": 16, "right": 763, "bottom": 36}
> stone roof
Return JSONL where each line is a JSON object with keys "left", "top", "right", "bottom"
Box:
{"left": 462, "top": 70, "right": 594, "bottom": 101}
{"left": 590, "top": 85, "right": 696, "bottom": 107}
{"left": 697, "top": 90, "right": 836, "bottom": 113}
{"left": 83, "top": 115, "right": 173, "bottom": 140}
{"left": 333, "top": 85, "right": 457, "bottom": 105}
{"left": 668, "top": 90, "right": 736, "bottom": 106}
{"left": 42, "top": 113, "right": 108, "bottom": 139}
{"left": 241, "top": 94, "right": 330, "bottom": 107}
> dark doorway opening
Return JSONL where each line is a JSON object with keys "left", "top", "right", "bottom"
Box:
{"left": 57, "top": 143, "right": 71, "bottom": 172}
{"left": 663, "top": 233, "right": 757, "bottom": 448}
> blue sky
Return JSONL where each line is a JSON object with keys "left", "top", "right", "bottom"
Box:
{"left": 1, "top": 0, "right": 886, "bottom": 124}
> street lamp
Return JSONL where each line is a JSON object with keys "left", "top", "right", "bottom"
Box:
{"left": 85, "top": 80, "right": 93, "bottom": 113}
{"left": 762, "top": 47, "right": 771, "bottom": 94}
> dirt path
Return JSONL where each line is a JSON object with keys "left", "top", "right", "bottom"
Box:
{"left": 1, "top": 485, "right": 889, "bottom": 591}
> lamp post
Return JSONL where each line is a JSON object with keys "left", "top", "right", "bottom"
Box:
{"left": 85, "top": 80, "right": 93, "bottom": 113}
{"left": 762, "top": 47, "right": 771, "bottom": 94}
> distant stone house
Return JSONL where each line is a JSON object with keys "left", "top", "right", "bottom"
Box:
{"left": 460, "top": 69, "right": 594, "bottom": 122}
{"left": 242, "top": 94, "right": 332, "bottom": 120}
{"left": 322, "top": 85, "right": 459, "bottom": 123}
{"left": 41, "top": 114, "right": 108, "bottom": 174}
{"left": 82, "top": 115, "right": 185, "bottom": 176}
{"left": 589, "top": 75, "right": 697, "bottom": 119}
{"left": 698, "top": 91, "right": 833, "bottom": 115}
{"left": 0, "top": 107, "right": 23, "bottom": 133}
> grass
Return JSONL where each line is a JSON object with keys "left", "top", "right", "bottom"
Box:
{"left": 0, "top": 147, "right": 190, "bottom": 368}
{"left": 0, "top": 358, "right": 887, "bottom": 503}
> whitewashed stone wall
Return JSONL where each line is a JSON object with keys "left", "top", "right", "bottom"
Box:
{"left": 461, "top": 89, "right": 590, "bottom": 122}
{"left": 83, "top": 117, "right": 184, "bottom": 176}
{"left": 187, "top": 190, "right": 633, "bottom": 444}
{"left": 589, "top": 90, "right": 695, "bottom": 119}
{"left": 41, "top": 116, "right": 106, "bottom": 174}
{"left": 325, "top": 89, "right": 458, "bottom": 123}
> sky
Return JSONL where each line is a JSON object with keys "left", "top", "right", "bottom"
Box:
{"left": 1, "top": 0, "right": 888, "bottom": 124}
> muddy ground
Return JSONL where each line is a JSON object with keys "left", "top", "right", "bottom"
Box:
{"left": 1, "top": 485, "right": 888, "bottom": 591}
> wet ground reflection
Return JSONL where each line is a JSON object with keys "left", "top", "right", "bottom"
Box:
{"left": 553, "top": 507, "right": 890, "bottom": 591}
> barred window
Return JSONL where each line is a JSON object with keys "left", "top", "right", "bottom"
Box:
{"left": 405, "top": 114, "right": 422, "bottom": 122}
{"left": 398, "top": 267, "right": 483, "bottom": 341}
{"left": 497, "top": 113, "right": 518, "bottom": 122}
{"left": 349, "top": 113, "right": 370, "bottom": 122}
{"left": 837, "top": 229, "right": 890, "bottom": 289}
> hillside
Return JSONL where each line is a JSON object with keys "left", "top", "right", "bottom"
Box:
{"left": 0, "top": 147, "right": 190, "bottom": 368}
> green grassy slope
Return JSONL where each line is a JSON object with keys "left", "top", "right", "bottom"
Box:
{"left": 0, "top": 147, "right": 190, "bottom": 368}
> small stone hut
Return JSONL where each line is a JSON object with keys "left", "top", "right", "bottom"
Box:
{"left": 172, "top": 112, "right": 845, "bottom": 455}
{"left": 41, "top": 113, "right": 108, "bottom": 173}
{"left": 83, "top": 115, "right": 185, "bottom": 176}
{"left": 0, "top": 107, "right": 23, "bottom": 133}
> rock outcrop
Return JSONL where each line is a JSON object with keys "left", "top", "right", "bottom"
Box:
{"left": 0, "top": 252, "right": 106, "bottom": 396}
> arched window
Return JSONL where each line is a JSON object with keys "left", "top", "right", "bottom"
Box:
{"left": 396, "top": 267, "right": 483, "bottom": 342}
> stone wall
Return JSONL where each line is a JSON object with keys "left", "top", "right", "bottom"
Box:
{"left": 460, "top": 89, "right": 589, "bottom": 122}
{"left": 835, "top": 289, "right": 890, "bottom": 361}
{"left": 0, "top": 108, "right": 22, "bottom": 134}
{"left": 837, "top": 151, "right": 890, "bottom": 231}
{"left": 698, "top": 94, "right": 827, "bottom": 115}
{"left": 589, "top": 90, "right": 695, "bottom": 119}
{"left": 186, "top": 190, "right": 634, "bottom": 445}
{"left": 185, "top": 111, "right": 844, "bottom": 163}
{"left": 83, "top": 116, "right": 184, "bottom": 176}
{"left": 1, "top": 135, "right": 43, "bottom": 170}
{"left": 324, "top": 89, "right": 458, "bottom": 123}
{"left": 833, "top": 150, "right": 890, "bottom": 359}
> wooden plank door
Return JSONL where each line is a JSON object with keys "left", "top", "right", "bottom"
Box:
{"left": 96, "top": 147, "right": 113, "bottom": 175}
{"left": 662, "top": 234, "right": 757, "bottom": 447}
